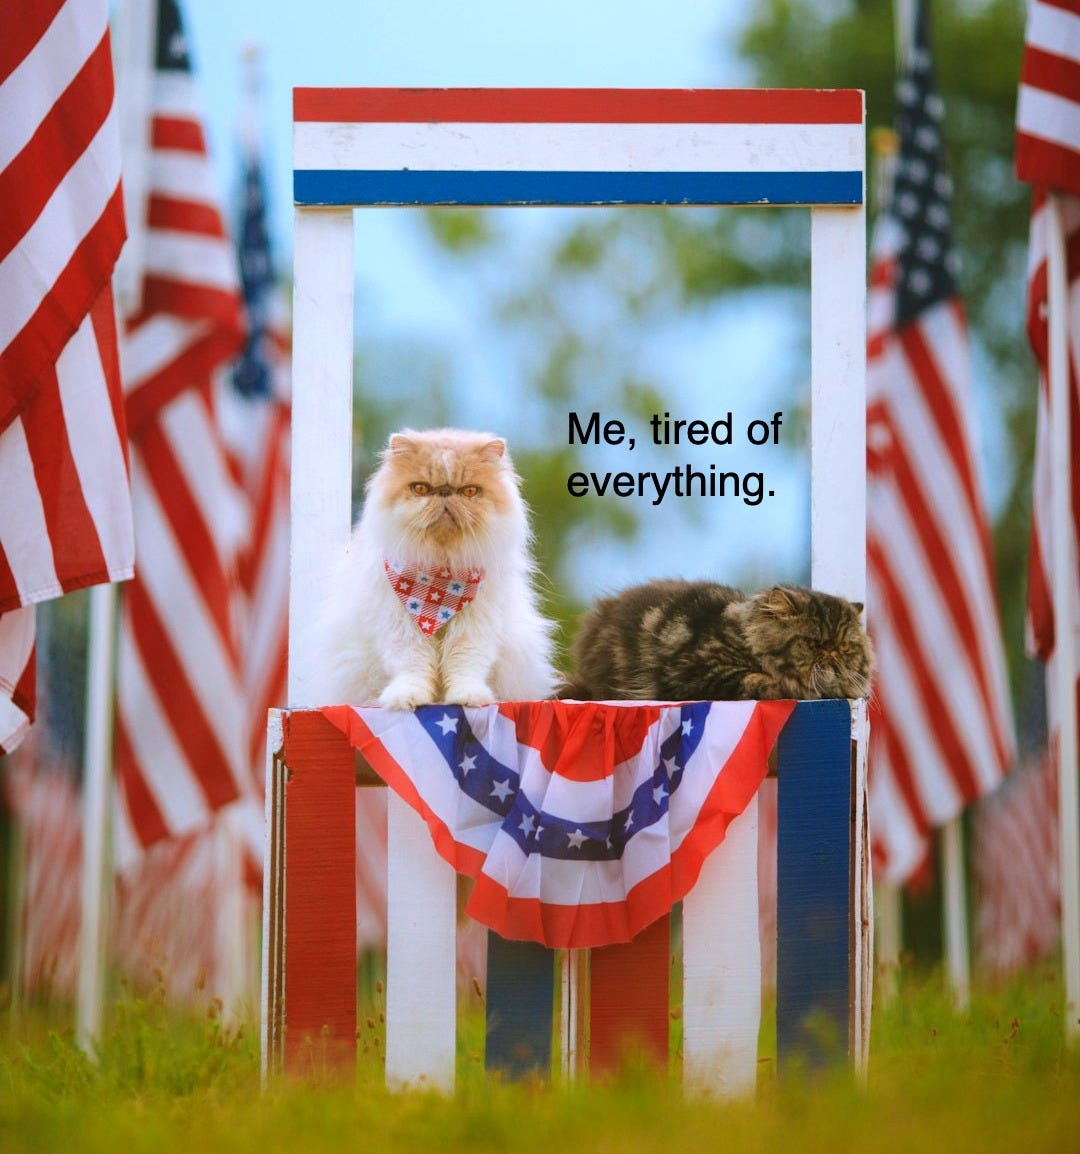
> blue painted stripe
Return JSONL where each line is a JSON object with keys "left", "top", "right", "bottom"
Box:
{"left": 776, "top": 699, "right": 852, "bottom": 1071}
{"left": 294, "top": 169, "right": 863, "bottom": 207}
{"left": 485, "top": 934, "right": 554, "bottom": 1078}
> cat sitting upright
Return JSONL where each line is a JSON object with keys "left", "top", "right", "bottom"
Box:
{"left": 559, "top": 580, "right": 874, "bottom": 702}
{"left": 315, "top": 428, "right": 557, "bottom": 709}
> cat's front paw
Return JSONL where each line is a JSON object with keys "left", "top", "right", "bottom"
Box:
{"left": 444, "top": 680, "right": 495, "bottom": 708}
{"left": 379, "top": 676, "right": 435, "bottom": 711}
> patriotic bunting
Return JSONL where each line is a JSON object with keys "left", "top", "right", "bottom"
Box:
{"left": 320, "top": 699, "right": 793, "bottom": 949}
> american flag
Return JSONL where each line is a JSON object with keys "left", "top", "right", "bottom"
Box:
{"left": 218, "top": 61, "right": 290, "bottom": 785}
{"left": 113, "top": 0, "right": 248, "bottom": 865}
{"left": 865, "top": 0, "right": 1015, "bottom": 884}
{"left": 974, "top": 750, "right": 1060, "bottom": 977}
{"left": 321, "top": 699, "right": 793, "bottom": 949}
{"left": 1017, "top": 1, "right": 1080, "bottom": 722}
{"left": 0, "top": 0, "right": 134, "bottom": 752}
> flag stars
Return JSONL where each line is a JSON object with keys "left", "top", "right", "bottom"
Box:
{"left": 491, "top": 778, "right": 513, "bottom": 803}
{"left": 519, "top": 813, "right": 536, "bottom": 838}
{"left": 653, "top": 784, "right": 667, "bottom": 806}
{"left": 681, "top": 718, "right": 694, "bottom": 737}
{"left": 567, "top": 828, "right": 587, "bottom": 850}
{"left": 459, "top": 752, "right": 477, "bottom": 775}
{"left": 663, "top": 755, "right": 680, "bottom": 778}
{"left": 436, "top": 714, "right": 458, "bottom": 735}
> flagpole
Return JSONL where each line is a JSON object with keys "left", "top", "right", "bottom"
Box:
{"left": 76, "top": 583, "right": 116, "bottom": 1052}
{"left": 1045, "top": 190, "right": 1080, "bottom": 1041}
{"left": 73, "top": 0, "right": 161, "bottom": 1055}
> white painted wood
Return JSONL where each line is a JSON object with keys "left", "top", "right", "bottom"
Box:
{"left": 682, "top": 793, "right": 760, "bottom": 1098}
{"left": 288, "top": 207, "right": 355, "bottom": 704}
{"left": 560, "top": 950, "right": 583, "bottom": 1081}
{"left": 76, "top": 583, "right": 117, "bottom": 1054}
{"left": 385, "top": 792, "right": 457, "bottom": 1091}
{"left": 810, "top": 198, "right": 867, "bottom": 604}
{"left": 1046, "top": 191, "right": 1080, "bottom": 1042}
{"left": 294, "top": 121, "right": 863, "bottom": 176}
{"left": 941, "top": 818, "right": 971, "bottom": 1011}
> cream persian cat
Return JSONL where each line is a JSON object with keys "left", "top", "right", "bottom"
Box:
{"left": 316, "top": 428, "right": 557, "bottom": 708}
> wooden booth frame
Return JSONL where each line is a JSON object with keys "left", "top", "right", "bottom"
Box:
{"left": 264, "top": 87, "right": 869, "bottom": 1092}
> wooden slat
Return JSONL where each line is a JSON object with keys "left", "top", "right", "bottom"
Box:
{"left": 776, "top": 699, "right": 852, "bottom": 1070}
{"left": 385, "top": 792, "right": 457, "bottom": 1091}
{"left": 486, "top": 934, "right": 554, "bottom": 1079}
{"left": 589, "top": 913, "right": 670, "bottom": 1076}
{"left": 683, "top": 791, "right": 761, "bottom": 1097}
{"left": 281, "top": 710, "right": 357, "bottom": 1073}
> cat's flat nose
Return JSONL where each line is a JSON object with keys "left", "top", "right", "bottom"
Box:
{"left": 435, "top": 485, "right": 453, "bottom": 497}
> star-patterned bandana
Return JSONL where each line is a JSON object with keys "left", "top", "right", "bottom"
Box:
{"left": 384, "top": 560, "right": 485, "bottom": 636}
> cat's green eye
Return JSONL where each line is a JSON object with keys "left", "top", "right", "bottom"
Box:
{"left": 410, "top": 482, "right": 431, "bottom": 496}
{"left": 460, "top": 485, "right": 481, "bottom": 498}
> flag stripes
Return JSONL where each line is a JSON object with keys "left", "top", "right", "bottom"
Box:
{"left": 866, "top": 3, "right": 1014, "bottom": 884}
{"left": 0, "top": 3, "right": 126, "bottom": 428}
{"left": 0, "top": 0, "right": 133, "bottom": 751}
{"left": 1024, "top": 190, "right": 1080, "bottom": 661}
{"left": 114, "top": 0, "right": 246, "bottom": 865}
{"left": 1016, "top": 0, "right": 1080, "bottom": 191}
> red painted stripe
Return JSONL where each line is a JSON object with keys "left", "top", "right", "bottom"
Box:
{"left": 590, "top": 913, "right": 670, "bottom": 1075}
{"left": 294, "top": 87, "right": 864, "bottom": 125}
{"left": 88, "top": 283, "right": 130, "bottom": 475}
{"left": 151, "top": 114, "right": 207, "bottom": 153}
{"left": 124, "top": 573, "right": 240, "bottom": 811}
{"left": 135, "top": 404, "right": 240, "bottom": 657}
{"left": 0, "top": 0, "right": 66, "bottom": 81}
{"left": 280, "top": 710, "right": 357, "bottom": 1071}
{"left": 0, "top": 30, "right": 115, "bottom": 263}
{"left": 114, "top": 714, "right": 171, "bottom": 849}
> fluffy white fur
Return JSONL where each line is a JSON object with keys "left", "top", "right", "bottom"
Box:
{"left": 314, "top": 428, "right": 557, "bottom": 708}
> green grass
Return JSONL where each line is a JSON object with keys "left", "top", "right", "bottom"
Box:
{"left": 2, "top": 966, "right": 1079, "bottom": 1154}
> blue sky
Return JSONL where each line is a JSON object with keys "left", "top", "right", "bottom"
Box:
{"left": 173, "top": 0, "right": 824, "bottom": 597}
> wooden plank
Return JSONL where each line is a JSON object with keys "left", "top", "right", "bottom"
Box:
{"left": 486, "top": 934, "right": 554, "bottom": 1079}
{"left": 281, "top": 710, "right": 357, "bottom": 1073}
{"left": 776, "top": 699, "right": 852, "bottom": 1070}
{"left": 810, "top": 198, "right": 867, "bottom": 603}
{"left": 683, "top": 791, "right": 761, "bottom": 1097}
{"left": 589, "top": 914, "right": 670, "bottom": 1076}
{"left": 385, "top": 792, "right": 457, "bottom": 1091}
{"left": 288, "top": 207, "right": 354, "bottom": 703}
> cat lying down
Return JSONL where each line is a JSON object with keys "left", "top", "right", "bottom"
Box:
{"left": 559, "top": 580, "right": 874, "bottom": 702}
{"left": 314, "top": 428, "right": 557, "bottom": 709}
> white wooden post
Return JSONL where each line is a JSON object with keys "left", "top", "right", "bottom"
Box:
{"left": 385, "top": 793, "right": 457, "bottom": 1091}
{"left": 683, "top": 793, "right": 761, "bottom": 1097}
{"left": 810, "top": 201, "right": 866, "bottom": 604}
{"left": 288, "top": 208, "right": 355, "bottom": 702}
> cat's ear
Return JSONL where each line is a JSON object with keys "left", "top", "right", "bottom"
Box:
{"left": 388, "top": 432, "right": 417, "bottom": 454}
{"left": 851, "top": 601, "right": 864, "bottom": 615}
{"left": 480, "top": 438, "right": 506, "bottom": 460}
{"left": 757, "top": 586, "right": 800, "bottom": 616}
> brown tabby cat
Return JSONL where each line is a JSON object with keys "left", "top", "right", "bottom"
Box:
{"left": 559, "top": 580, "right": 874, "bottom": 702}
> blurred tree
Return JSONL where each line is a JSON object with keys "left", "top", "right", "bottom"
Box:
{"left": 416, "top": 2, "right": 1037, "bottom": 714}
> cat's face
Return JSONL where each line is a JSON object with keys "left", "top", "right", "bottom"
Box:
{"left": 736, "top": 585, "right": 875, "bottom": 698}
{"left": 367, "top": 428, "right": 519, "bottom": 556}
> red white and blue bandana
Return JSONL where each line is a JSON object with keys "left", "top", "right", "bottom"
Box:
{"left": 385, "top": 560, "right": 485, "bottom": 636}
